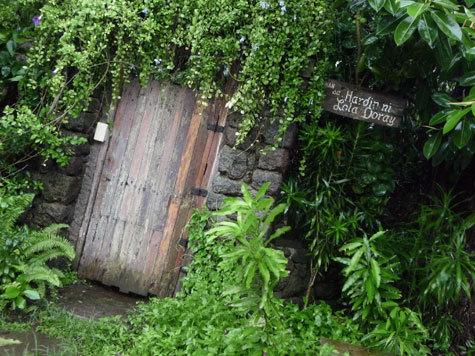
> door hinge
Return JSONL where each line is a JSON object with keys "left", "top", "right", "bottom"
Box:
{"left": 179, "top": 238, "right": 189, "bottom": 248}
{"left": 207, "top": 123, "right": 225, "bottom": 132}
{"left": 191, "top": 187, "right": 208, "bottom": 197}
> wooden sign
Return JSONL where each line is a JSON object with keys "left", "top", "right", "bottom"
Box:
{"left": 323, "top": 79, "right": 405, "bottom": 128}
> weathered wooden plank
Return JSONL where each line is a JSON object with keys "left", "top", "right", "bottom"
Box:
{"left": 87, "top": 81, "right": 144, "bottom": 281}
{"left": 117, "top": 82, "right": 176, "bottom": 293}
{"left": 323, "top": 79, "right": 405, "bottom": 128}
{"left": 148, "top": 96, "right": 205, "bottom": 295}
{"left": 96, "top": 84, "right": 149, "bottom": 282}
{"left": 137, "top": 85, "right": 195, "bottom": 294}
{"left": 78, "top": 81, "right": 141, "bottom": 278}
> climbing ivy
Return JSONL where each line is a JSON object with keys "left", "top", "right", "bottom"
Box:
{"left": 22, "top": 0, "right": 331, "bottom": 141}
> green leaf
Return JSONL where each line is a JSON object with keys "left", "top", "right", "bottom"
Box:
{"left": 423, "top": 132, "right": 442, "bottom": 159}
{"left": 6, "top": 40, "right": 16, "bottom": 57}
{"left": 460, "top": 70, "right": 475, "bottom": 86}
{"left": 394, "top": 15, "right": 419, "bottom": 45}
{"left": 255, "top": 182, "right": 270, "bottom": 200}
{"left": 3, "top": 286, "right": 20, "bottom": 299}
{"left": 432, "top": 92, "right": 456, "bottom": 108}
{"left": 365, "top": 278, "right": 376, "bottom": 302}
{"left": 266, "top": 226, "right": 291, "bottom": 245}
{"left": 23, "top": 290, "right": 41, "bottom": 300}
{"left": 443, "top": 107, "right": 471, "bottom": 134}
{"left": 378, "top": 15, "right": 404, "bottom": 35}
{"left": 432, "top": 0, "right": 460, "bottom": 10}
{"left": 370, "top": 259, "right": 381, "bottom": 288}
{"left": 429, "top": 111, "right": 448, "bottom": 125}
{"left": 241, "top": 183, "right": 252, "bottom": 205}
{"left": 342, "top": 272, "right": 361, "bottom": 292}
{"left": 418, "top": 13, "right": 438, "bottom": 47}
{"left": 384, "top": 0, "right": 400, "bottom": 15}
{"left": 431, "top": 10, "right": 462, "bottom": 41}
{"left": 407, "top": 3, "right": 429, "bottom": 18}
{"left": 435, "top": 34, "right": 453, "bottom": 70}
{"left": 368, "top": 0, "right": 386, "bottom": 12}
{"left": 453, "top": 119, "right": 472, "bottom": 148}
{"left": 1, "top": 66, "right": 10, "bottom": 77}
{"left": 15, "top": 296, "right": 26, "bottom": 309}
{"left": 347, "top": 249, "right": 364, "bottom": 273}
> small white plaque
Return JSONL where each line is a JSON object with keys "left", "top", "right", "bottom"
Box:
{"left": 94, "top": 122, "right": 109, "bottom": 142}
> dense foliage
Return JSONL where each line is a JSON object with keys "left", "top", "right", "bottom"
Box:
{"left": 0, "top": 192, "right": 75, "bottom": 311}
{"left": 0, "top": 0, "right": 474, "bottom": 355}
{"left": 0, "top": 0, "right": 331, "bottom": 193}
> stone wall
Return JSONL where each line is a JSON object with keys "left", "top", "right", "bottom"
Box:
{"left": 24, "top": 94, "right": 105, "bottom": 235}
{"left": 204, "top": 111, "right": 342, "bottom": 305}
{"left": 206, "top": 113, "right": 298, "bottom": 210}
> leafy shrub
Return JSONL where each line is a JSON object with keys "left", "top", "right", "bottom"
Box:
{"left": 0, "top": 192, "right": 75, "bottom": 311}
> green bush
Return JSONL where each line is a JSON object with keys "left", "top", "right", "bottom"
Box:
{"left": 0, "top": 192, "right": 75, "bottom": 311}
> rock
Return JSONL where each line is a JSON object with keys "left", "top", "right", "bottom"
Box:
{"left": 251, "top": 169, "right": 283, "bottom": 195}
{"left": 313, "top": 281, "right": 340, "bottom": 300}
{"left": 206, "top": 191, "right": 225, "bottom": 210}
{"left": 63, "top": 112, "right": 98, "bottom": 133}
{"left": 272, "top": 238, "right": 304, "bottom": 249}
{"left": 87, "top": 98, "right": 102, "bottom": 113}
{"left": 41, "top": 173, "right": 81, "bottom": 204}
{"left": 212, "top": 175, "right": 243, "bottom": 196}
{"left": 276, "top": 260, "right": 308, "bottom": 298}
{"left": 58, "top": 156, "right": 84, "bottom": 176}
{"left": 32, "top": 202, "right": 74, "bottom": 226}
{"left": 292, "top": 248, "right": 310, "bottom": 264}
{"left": 218, "top": 146, "right": 248, "bottom": 179}
{"left": 257, "top": 148, "right": 290, "bottom": 171}
{"left": 226, "top": 112, "right": 242, "bottom": 128}
{"left": 223, "top": 126, "right": 258, "bottom": 151}
{"left": 263, "top": 121, "right": 298, "bottom": 148}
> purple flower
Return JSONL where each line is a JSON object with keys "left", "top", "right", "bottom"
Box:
{"left": 239, "top": 37, "right": 245, "bottom": 43}
{"left": 73, "top": 10, "right": 77, "bottom": 14}
{"left": 309, "top": 99, "right": 313, "bottom": 105}
{"left": 281, "top": 6, "right": 286, "bottom": 13}
{"left": 51, "top": 69, "right": 58, "bottom": 75}
{"left": 279, "top": 1, "right": 285, "bottom": 6}
{"left": 154, "top": 58, "right": 161, "bottom": 65}
{"left": 259, "top": 1, "right": 270, "bottom": 9}
{"left": 223, "top": 69, "right": 229, "bottom": 77}
{"left": 106, "top": 6, "right": 110, "bottom": 10}
{"left": 130, "top": 65, "right": 135, "bottom": 70}
{"left": 158, "top": 67, "right": 162, "bottom": 72}
{"left": 284, "top": 96, "right": 288, "bottom": 102}
{"left": 293, "top": 14, "right": 297, "bottom": 21}
{"left": 253, "top": 44, "right": 259, "bottom": 51}
{"left": 32, "top": 16, "right": 41, "bottom": 25}
{"left": 142, "top": 8, "right": 148, "bottom": 15}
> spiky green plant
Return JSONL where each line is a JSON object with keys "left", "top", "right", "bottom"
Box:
{"left": 0, "top": 193, "right": 75, "bottom": 311}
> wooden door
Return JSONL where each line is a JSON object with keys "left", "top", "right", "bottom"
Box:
{"left": 76, "top": 79, "right": 226, "bottom": 296}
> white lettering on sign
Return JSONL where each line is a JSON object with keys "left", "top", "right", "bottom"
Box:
{"left": 323, "top": 79, "right": 404, "bottom": 128}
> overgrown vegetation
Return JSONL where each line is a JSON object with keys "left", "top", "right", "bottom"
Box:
{"left": 0, "top": 192, "right": 75, "bottom": 311}
{"left": 1, "top": 0, "right": 474, "bottom": 355}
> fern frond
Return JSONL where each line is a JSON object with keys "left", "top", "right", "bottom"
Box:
{"left": 0, "top": 194, "right": 34, "bottom": 231}
{"left": 41, "top": 224, "right": 69, "bottom": 236}
{"left": 30, "top": 250, "right": 68, "bottom": 264}
{"left": 25, "top": 235, "right": 75, "bottom": 261}
{"left": 24, "top": 266, "right": 61, "bottom": 287}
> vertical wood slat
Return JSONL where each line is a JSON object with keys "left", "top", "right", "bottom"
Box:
{"left": 78, "top": 80, "right": 141, "bottom": 278}
{"left": 172, "top": 78, "right": 236, "bottom": 295}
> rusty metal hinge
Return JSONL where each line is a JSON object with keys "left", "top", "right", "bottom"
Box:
{"left": 207, "top": 123, "right": 225, "bottom": 132}
{"left": 179, "top": 238, "right": 189, "bottom": 248}
{"left": 191, "top": 187, "right": 208, "bottom": 197}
